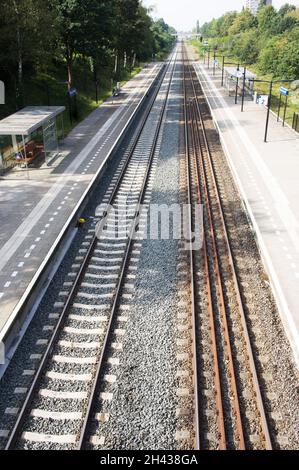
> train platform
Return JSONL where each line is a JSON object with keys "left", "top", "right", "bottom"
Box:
{"left": 0, "top": 62, "right": 161, "bottom": 352}
{"left": 193, "top": 57, "right": 299, "bottom": 367}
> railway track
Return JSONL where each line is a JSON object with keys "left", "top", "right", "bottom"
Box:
{"left": 1, "top": 42, "right": 286, "bottom": 451}
{"left": 4, "top": 49, "right": 178, "bottom": 450}
{"left": 182, "top": 44, "right": 272, "bottom": 450}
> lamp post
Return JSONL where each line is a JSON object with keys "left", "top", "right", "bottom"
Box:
{"left": 235, "top": 64, "right": 240, "bottom": 104}
{"left": 264, "top": 80, "right": 273, "bottom": 143}
{"left": 282, "top": 94, "right": 289, "bottom": 127}
{"left": 213, "top": 49, "right": 217, "bottom": 76}
{"left": 241, "top": 65, "right": 249, "bottom": 112}
{"left": 207, "top": 48, "right": 211, "bottom": 69}
{"left": 221, "top": 56, "right": 225, "bottom": 86}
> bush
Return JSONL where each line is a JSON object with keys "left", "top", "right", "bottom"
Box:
{"left": 231, "top": 29, "right": 260, "bottom": 64}
{"left": 258, "top": 28, "right": 299, "bottom": 79}
{"left": 257, "top": 38, "right": 280, "bottom": 75}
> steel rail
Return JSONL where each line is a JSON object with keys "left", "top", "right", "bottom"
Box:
{"left": 182, "top": 48, "right": 201, "bottom": 450}
{"left": 185, "top": 61, "right": 245, "bottom": 449}
{"left": 185, "top": 44, "right": 272, "bottom": 450}
{"left": 5, "top": 50, "right": 176, "bottom": 450}
{"left": 188, "top": 61, "right": 272, "bottom": 450}
{"left": 183, "top": 49, "right": 227, "bottom": 449}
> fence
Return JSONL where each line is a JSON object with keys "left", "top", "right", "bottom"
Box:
{"left": 292, "top": 113, "right": 299, "bottom": 133}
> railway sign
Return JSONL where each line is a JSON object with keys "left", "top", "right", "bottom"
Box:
{"left": 68, "top": 87, "right": 77, "bottom": 97}
{"left": 257, "top": 94, "right": 269, "bottom": 106}
{"left": 279, "top": 87, "right": 289, "bottom": 96}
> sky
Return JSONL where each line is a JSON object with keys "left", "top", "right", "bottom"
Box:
{"left": 142, "top": 0, "right": 299, "bottom": 31}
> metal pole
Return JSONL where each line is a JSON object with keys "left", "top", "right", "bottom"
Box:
{"left": 264, "top": 81, "right": 273, "bottom": 143}
{"left": 22, "top": 134, "right": 29, "bottom": 180}
{"left": 241, "top": 66, "right": 246, "bottom": 112}
{"left": 208, "top": 48, "right": 210, "bottom": 69}
{"left": 234, "top": 64, "right": 240, "bottom": 104}
{"left": 213, "top": 50, "right": 216, "bottom": 76}
{"left": 277, "top": 94, "right": 282, "bottom": 122}
{"left": 221, "top": 56, "right": 225, "bottom": 86}
{"left": 282, "top": 95, "right": 288, "bottom": 127}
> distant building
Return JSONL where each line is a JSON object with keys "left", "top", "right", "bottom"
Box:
{"left": 245, "top": 0, "right": 272, "bottom": 15}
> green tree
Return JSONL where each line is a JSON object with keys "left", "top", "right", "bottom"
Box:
{"left": 257, "top": 38, "right": 279, "bottom": 75}
{"left": 257, "top": 5, "right": 279, "bottom": 35}
{"left": 219, "top": 12, "right": 238, "bottom": 37}
{"left": 232, "top": 29, "right": 260, "bottom": 64}
{"left": 287, "top": 7, "right": 299, "bottom": 20}
{"left": 113, "top": 0, "right": 139, "bottom": 77}
{"left": 53, "top": 0, "right": 115, "bottom": 90}
{"left": 276, "top": 28, "right": 299, "bottom": 78}
{"left": 0, "top": 0, "right": 56, "bottom": 107}
{"left": 228, "top": 9, "right": 257, "bottom": 35}
{"left": 152, "top": 18, "right": 175, "bottom": 60}
{"left": 278, "top": 3, "right": 296, "bottom": 16}
{"left": 258, "top": 0, "right": 268, "bottom": 11}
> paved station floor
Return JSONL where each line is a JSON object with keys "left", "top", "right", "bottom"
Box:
{"left": 0, "top": 62, "right": 161, "bottom": 337}
{"left": 193, "top": 57, "right": 299, "bottom": 366}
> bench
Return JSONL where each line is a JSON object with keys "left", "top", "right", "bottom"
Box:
{"left": 16, "top": 140, "right": 44, "bottom": 164}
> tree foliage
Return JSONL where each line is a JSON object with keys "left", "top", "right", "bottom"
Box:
{"left": 0, "top": 0, "right": 176, "bottom": 107}
{"left": 199, "top": 2, "right": 299, "bottom": 79}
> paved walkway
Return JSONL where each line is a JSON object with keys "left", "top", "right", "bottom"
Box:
{"left": 0, "top": 62, "right": 161, "bottom": 338}
{"left": 193, "top": 57, "right": 299, "bottom": 366}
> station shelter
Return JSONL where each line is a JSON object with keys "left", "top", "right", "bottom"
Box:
{"left": 0, "top": 106, "right": 65, "bottom": 175}
{"left": 223, "top": 66, "right": 256, "bottom": 99}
